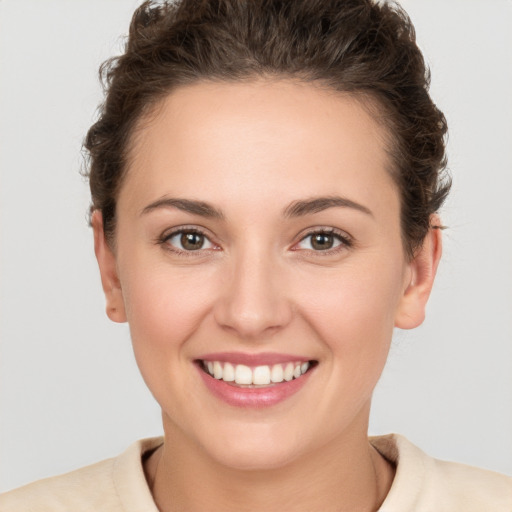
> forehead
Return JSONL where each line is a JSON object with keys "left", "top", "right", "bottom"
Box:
{"left": 121, "top": 79, "right": 398, "bottom": 218}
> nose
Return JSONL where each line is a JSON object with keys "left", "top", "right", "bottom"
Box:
{"left": 213, "top": 247, "right": 293, "bottom": 340}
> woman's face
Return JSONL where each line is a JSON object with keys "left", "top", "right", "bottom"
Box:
{"left": 95, "top": 79, "right": 438, "bottom": 470}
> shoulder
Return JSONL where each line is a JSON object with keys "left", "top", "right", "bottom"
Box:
{"left": 0, "top": 437, "right": 163, "bottom": 512}
{"left": 0, "top": 458, "right": 117, "bottom": 512}
{"left": 371, "top": 434, "right": 512, "bottom": 512}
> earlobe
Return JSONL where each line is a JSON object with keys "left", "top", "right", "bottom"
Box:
{"left": 91, "top": 210, "right": 127, "bottom": 323}
{"left": 394, "top": 215, "right": 443, "bottom": 330}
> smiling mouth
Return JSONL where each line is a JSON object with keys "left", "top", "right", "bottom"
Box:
{"left": 198, "top": 360, "right": 317, "bottom": 387}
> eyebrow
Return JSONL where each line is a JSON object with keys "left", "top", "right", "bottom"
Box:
{"left": 141, "top": 197, "right": 225, "bottom": 220}
{"left": 141, "top": 195, "right": 372, "bottom": 220}
{"left": 283, "top": 196, "right": 373, "bottom": 218}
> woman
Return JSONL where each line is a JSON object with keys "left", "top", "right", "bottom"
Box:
{"left": 1, "top": 0, "right": 510, "bottom": 510}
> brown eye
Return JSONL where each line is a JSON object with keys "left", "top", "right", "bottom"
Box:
{"left": 295, "top": 230, "right": 351, "bottom": 252}
{"left": 310, "top": 233, "right": 334, "bottom": 250}
{"left": 165, "top": 230, "right": 215, "bottom": 252}
{"left": 181, "top": 232, "right": 205, "bottom": 250}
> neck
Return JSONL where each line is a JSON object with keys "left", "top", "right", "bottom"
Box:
{"left": 145, "top": 414, "right": 394, "bottom": 512}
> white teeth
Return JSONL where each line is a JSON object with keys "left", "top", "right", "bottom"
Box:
{"left": 235, "top": 364, "right": 253, "bottom": 385}
{"left": 283, "top": 362, "right": 294, "bottom": 381}
{"left": 270, "top": 364, "right": 284, "bottom": 383}
{"left": 203, "top": 360, "right": 312, "bottom": 385}
{"left": 213, "top": 361, "right": 223, "bottom": 379}
{"left": 223, "top": 362, "right": 235, "bottom": 381}
{"left": 253, "top": 365, "right": 271, "bottom": 385}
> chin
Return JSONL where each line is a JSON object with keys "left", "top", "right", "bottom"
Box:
{"left": 197, "top": 424, "right": 311, "bottom": 471}
{"left": 209, "top": 443, "right": 302, "bottom": 472}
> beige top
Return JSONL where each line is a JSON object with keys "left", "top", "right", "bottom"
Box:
{"left": 1, "top": 434, "right": 511, "bottom": 511}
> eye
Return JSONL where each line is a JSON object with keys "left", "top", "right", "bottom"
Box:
{"left": 164, "top": 229, "right": 215, "bottom": 252}
{"left": 295, "top": 230, "right": 351, "bottom": 252}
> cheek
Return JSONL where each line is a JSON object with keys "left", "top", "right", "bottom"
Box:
{"left": 119, "top": 262, "right": 223, "bottom": 419}
{"left": 120, "top": 262, "right": 219, "bottom": 360}
{"left": 294, "top": 256, "right": 406, "bottom": 381}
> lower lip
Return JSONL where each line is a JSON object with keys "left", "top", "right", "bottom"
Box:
{"left": 196, "top": 364, "right": 314, "bottom": 408}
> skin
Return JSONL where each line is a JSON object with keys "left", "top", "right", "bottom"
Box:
{"left": 93, "top": 79, "right": 442, "bottom": 511}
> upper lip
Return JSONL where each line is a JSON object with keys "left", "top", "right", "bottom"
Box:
{"left": 196, "top": 352, "right": 313, "bottom": 366}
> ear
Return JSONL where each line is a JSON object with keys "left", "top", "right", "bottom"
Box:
{"left": 91, "top": 210, "right": 127, "bottom": 323}
{"left": 394, "top": 215, "right": 443, "bottom": 329}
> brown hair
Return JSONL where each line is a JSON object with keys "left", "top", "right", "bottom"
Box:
{"left": 84, "top": 0, "right": 450, "bottom": 257}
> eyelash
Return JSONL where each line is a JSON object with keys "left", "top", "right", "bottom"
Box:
{"left": 292, "top": 228, "right": 353, "bottom": 255}
{"left": 157, "top": 227, "right": 353, "bottom": 256}
{"left": 157, "top": 226, "right": 218, "bottom": 256}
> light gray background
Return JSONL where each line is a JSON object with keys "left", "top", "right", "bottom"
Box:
{"left": 1, "top": 0, "right": 511, "bottom": 492}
